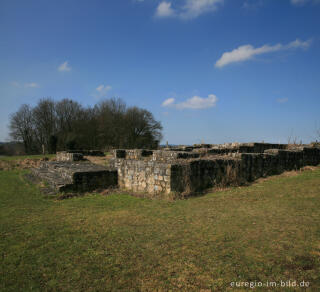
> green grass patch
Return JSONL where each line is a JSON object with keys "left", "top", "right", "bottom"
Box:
{"left": 1, "top": 168, "right": 320, "bottom": 291}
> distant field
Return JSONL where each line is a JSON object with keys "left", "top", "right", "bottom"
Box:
{"left": 0, "top": 166, "right": 320, "bottom": 291}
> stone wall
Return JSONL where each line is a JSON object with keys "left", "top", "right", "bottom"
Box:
{"left": 37, "top": 143, "right": 320, "bottom": 198}
{"left": 194, "top": 143, "right": 288, "bottom": 156}
{"left": 56, "top": 151, "right": 84, "bottom": 162}
{"left": 171, "top": 146, "right": 320, "bottom": 195}
{"left": 112, "top": 145, "right": 320, "bottom": 198}
{"left": 152, "top": 150, "right": 200, "bottom": 162}
{"left": 170, "top": 158, "right": 242, "bottom": 194}
{"left": 114, "top": 158, "right": 171, "bottom": 195}
{"left": 57, "top": 150, "right": 105, "bottom": 162}
{"left": 32, "top": 161, "right": 117, "bottom": 193}
{"left": 67, "top": 150, "right": 105, "bottom": 156}
{"left": 113, "top": 149, "right": 200, "bottom": 161}
{"left": 113, "top": 149, "right": 153, "bottom": 160}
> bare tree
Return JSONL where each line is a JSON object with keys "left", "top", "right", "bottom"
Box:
{"left": 95, "top": 97, "right": 127, "bottom": 148}
{"left": 9, "top": 104, "right": 36, "bottom": 154}
{"left": 55, "top": 99, "right": 83, "bottom": 150}
{"left": 32, "top": 98, "right": 56, "bottom": 153}
{"left": 287, "top": 129, "right": 299, "bottom": 148}
{"left": 8, "top": 97, "right": 163, "bottom": 153}
{"left": 124, "top": 106, "right": 162, "bottom": 149}
{"left": 56, "top": 99, "right": 82, "bottom": 132}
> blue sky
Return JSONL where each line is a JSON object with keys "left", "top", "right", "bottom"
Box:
{"left": 1, "top": 0, "right": 320, "bottom": 144}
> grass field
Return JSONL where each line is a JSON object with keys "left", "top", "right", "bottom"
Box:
{"left": 0, "top": 163, "right": 320, "bottom": 291}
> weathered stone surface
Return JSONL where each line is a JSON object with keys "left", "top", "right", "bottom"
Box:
{"left": 67, "top": 150, "right": 105, "bottom": 156}
{"left": 112, "top": 145, "right": 320, "bottom": 197}
{"left": 152, "top": 150, "right": 200, "bottom": 162}
{"left": 32, "top": 161, "right": 117, "bottom": 193}
{"left": 57, "top": 151, "right": 84, "bottom": 162}
{"left": 35, "top": 143, "right": 320, "bottom": 199}
{"left": 57, "top": 149, "right": 105, "bottom": 161}
{"left": 113, "top": 149, "right": 153, "bottom": 160}
{"left": 114, "top": 158, "right": 171, "bottom": 195}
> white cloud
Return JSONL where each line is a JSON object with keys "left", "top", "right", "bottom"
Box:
{"left": 58, "top": 61, "right": 71, "bottom": 72}
{"left": 162, "top": 94, "right": 218, "bottom": 110}
{"left": 155, "top": 0, "right": 223, "bottom": 19}
{"left": 25, "top": 82, "right": 39, "bottom": 88}
{"left": 93, "top": 84, "right": 112, "bottom": 98}
{"left": 155, "top": 2, "right": 175, "bottom": 17}
{"left": 288, "top": 38, "right": 312, "bottom": 49}
{"left": 162, "top": 98, "right": 175, "bottom": 107}
{"left": 180, "top": 0, "right": 224, "bottom": 19}
{"left": 277, "top": 98, "right": 289, "bottom": 103}
{"left": 215, "top": 39, "right": 311, "bottom": 68}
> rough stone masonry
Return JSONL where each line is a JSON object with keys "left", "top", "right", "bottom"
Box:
{"left": 111, "top": 143, "right": 320, "bottom": 198}
{"left": 32, "top": 151, "right": 117, "bottom": 193}
{"left": 32, "top": 143, "right": 320, "bottom": 198}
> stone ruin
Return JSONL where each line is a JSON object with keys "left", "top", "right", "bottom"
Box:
{"left": 32, "top": 151, "right": 117, "bottom": 193}
{"left": 32, "top": 143, "right": 320, "bottom": 199}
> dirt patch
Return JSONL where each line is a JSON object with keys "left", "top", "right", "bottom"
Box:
{"left": 84, "top": 155, "right": 113, "bottom": 167}
{"left": 300, "top": 165, "right": 318, "bottom": 172}
{"left": 0, "top": 157, "right": 54, "bottom": 171}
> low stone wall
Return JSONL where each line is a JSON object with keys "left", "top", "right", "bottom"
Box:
{"left": 67, "top": 150, "right": 105, "bottom": 156}
{"left": 57, "top": 150, "right": 105, "bottom": 162}
{"left": 56, "top": 151, "right": 84, "bottom": 162}
{"left": 170, "top": 158, "right": 242, "bottom": 194}
{"left": 113, "top": 155, "right": 242, "bottom": 196}
{"left": 32, "top": 161, "right": 117, "bottom": 192}
{"left": 37, "top": 144, "right": 320, "bottom": 199}
{"left": 113, "top": 149, "right": 200, "bottom": 162}
{"left": 152, "top": 150, "right": 200, "bottom": 162}
{"left": 240, "top": 147, "right": 320, "bottom": 182}
{"left": 113, "top": 146, "right": 320, "bottom": 197}
{"left": 113, "top": 149, "right": 153, "bottom": 160}
{"left": 114, "top": 158, "right": 171, "bottom": 195}
{"left": 196, "top": 143, "right": 288, "bottom": 156}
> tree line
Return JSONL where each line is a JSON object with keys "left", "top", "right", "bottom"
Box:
{"left": 9, "top": 97, "right": 162, "bottom": 154}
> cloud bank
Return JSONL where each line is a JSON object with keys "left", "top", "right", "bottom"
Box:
{"left": 215, "top": 39, "right": 311, "bottom": 68}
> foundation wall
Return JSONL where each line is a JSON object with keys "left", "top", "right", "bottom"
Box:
{"left": 56, "top": 151, "right": 84, "bottom": 162}
{"left": 114, "top": 159, "right": 171, "bottom": 195}
{"left": 113, "top": 146, "right": 320, "bottom": 197}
